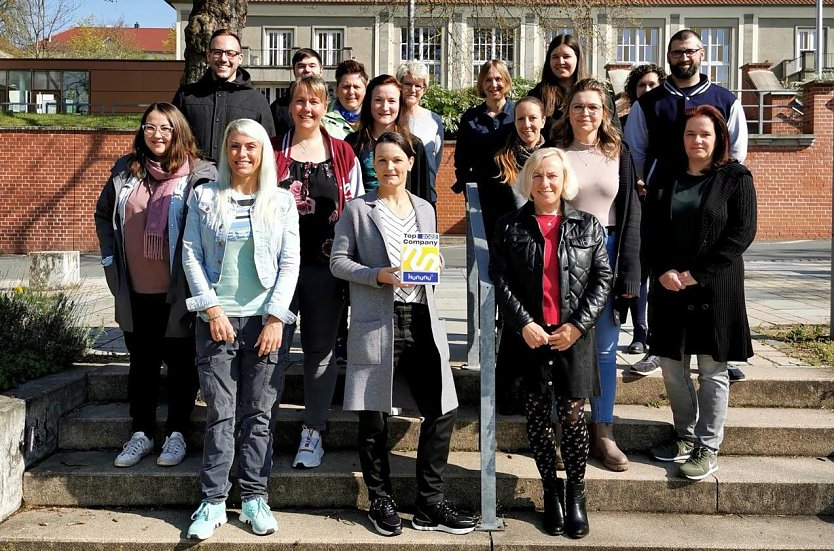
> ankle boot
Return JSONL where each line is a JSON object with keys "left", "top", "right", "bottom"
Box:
{"left": 590, "top": 422, "right": 629, "bottom": 471}
{"left": 542, "top": 478, "right": 565, "bottom": 535}
{"left": 565, "top": 480, "right": 589, "bottom": 538}
{"left": 553, "top": 421, "right": 565, "bottom": 470}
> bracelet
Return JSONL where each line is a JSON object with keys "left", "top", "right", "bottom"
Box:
{"left": 207, "top": 313, "right": 223, "bottom": 322}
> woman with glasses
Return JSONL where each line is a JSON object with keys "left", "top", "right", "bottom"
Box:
{"left": 181, "top": 119, "right": 300, "bottom": 540}
{"left": 323, "top": 59, "right": 368, "bottom": 140}
{"left": 552, "top": 78, "right": 641, "bottom": 473}
{"left": 397, "top": 60, "right": 444, "bottom": 206}
{"left": 94, "top": 102, "right": 217, "bottom": 469}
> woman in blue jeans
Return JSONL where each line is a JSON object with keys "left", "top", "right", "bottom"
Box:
{"left": 551, "top": 78, "right": 641, "bottom": 471}
{"left": 181, "top": 119, "right": 300, "bottom": 540}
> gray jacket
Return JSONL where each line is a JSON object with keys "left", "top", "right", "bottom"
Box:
{"left": 93, "top": 155, "right": 218, "bottom": 336}
{"left": 330, "top": 191, "right": 458, "bottom": 414}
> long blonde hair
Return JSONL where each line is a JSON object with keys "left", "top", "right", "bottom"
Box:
{"left": 551, "top": 78, "right": 621, "bottom": 160}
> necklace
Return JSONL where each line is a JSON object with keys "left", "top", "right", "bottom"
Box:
{"left": 572, "top": 141, "right": 599, "bottom": 168}
{"left": 535, "top": 213, "right": 560, "bottom": 227}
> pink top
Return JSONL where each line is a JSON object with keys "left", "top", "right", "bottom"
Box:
{"left": 123, "top": 182, "right": 171, "bottom": 294}
{"left": 566, "top": 143, "right": 619, "bottom": 227}
{"left": 536, "top": 214, "right": 561, "bottom": 326}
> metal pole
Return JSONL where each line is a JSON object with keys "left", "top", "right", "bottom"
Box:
{"left": 407, "top": 0, "right": 416, "bottom": 60}
{"left": 816, "top": 0, "right": 823, "bottom": 78}
{"left": 466, "top": 204, "right": 479, "bottom": 367}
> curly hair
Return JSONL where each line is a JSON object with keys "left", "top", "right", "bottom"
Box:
{"left": 623, "top": 64, "right": 667, "bottom": 105}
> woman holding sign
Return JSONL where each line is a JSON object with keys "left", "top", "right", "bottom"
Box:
{"left": 330, "top": 132, "right": 475, "bottom": 537}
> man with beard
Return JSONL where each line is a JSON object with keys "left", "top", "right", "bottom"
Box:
{"left": 623, "top": 29, "right": 749, "bottom": 382}
{"left": 173, "top": 29, "right": 275, "bottom": 162}
{"left": 623, "top": 29, "right": 748, "bottom": 185}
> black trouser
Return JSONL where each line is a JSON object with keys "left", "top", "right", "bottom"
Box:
{"left": 357, "top": 303, "right": 456, "bottom": 507}
{"left": 123, "top": 291, "right": 198, "bottom": 437}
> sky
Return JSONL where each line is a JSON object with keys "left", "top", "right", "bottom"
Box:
{"left": 72, "top": 0, "right": 176, "bottom": 29}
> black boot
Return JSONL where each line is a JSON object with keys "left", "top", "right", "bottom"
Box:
{"left": 565, "top": 480, "right": 589, "bottom": 538}
{"left": 542, "top": 479, "right": 565, "bottom": 535}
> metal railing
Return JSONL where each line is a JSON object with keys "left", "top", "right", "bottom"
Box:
{"left": 243, "top": 47, "right": 354, "bottom": 68}
{"left": 465, "top": 182, "right": 504, "bottom": 532}
{"left": 729, "top": 89, "right": 804, "bottom": 135}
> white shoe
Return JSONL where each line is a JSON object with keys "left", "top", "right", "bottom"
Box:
{"left": 114, "top": 431, "right": 153, "bottom": 467}
{"left": 157, "top": 431, "right": 187, "bottom": 466}
{"left": 292, "top": 426, "right": 323, "bottom": 468}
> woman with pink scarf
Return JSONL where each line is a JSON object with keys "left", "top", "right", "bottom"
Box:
{"left": 94, "top": 102, "right": 217, "bottom": 469}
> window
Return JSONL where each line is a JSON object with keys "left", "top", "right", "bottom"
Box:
{"left": 472, "top": 27, "right": 516, "bottom": 81}
{"left": 796, "top": 27, "right": 828, "bottom": 58}
{"left": 62, "top": 71, "right": 89, "bottom": 114}
{"left": 617, "top": 28, "right": 660, "bottom": 64}
{"left": 0, "top": 71, "right": 6, "bottom": 106}
{"left": 256, "top": 87, "right": 272, "bottom": 103}
{"left": 315, "top": 29, "right": 344, "bottom": 67}
{"left": 543, "top": 27, "right": 574, "bottom": 46}
{"left": 266, "top": 29, "right": 293, "bottom": 66}
{"left": 400, "top": 27, "right": 443, "bottom": 84}
{"left": 695, "top": 28, "right": 732, "bottom": 88}
{"left": 7, "top": 70, "right": 31, "bottom": 113}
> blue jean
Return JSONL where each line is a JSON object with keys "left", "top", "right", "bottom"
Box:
{"left": 590, "top": 231, "right": 619, "bottom": 424}
{"left": 196, "top": 316, "right": 285, "bottom": 502}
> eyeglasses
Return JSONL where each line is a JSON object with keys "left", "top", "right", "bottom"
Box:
{"left": 208, "top": 48, "right": 241, "bottom": 58}
{"left": 402, "top": 81, "right": 425, "bottom": 91}
{"left": 569, "top": 104, "right": 602, "bottom": 115}
{"left": 669, "top": 48, "right": 702, "bottom": 59}
{"left": 141, "top": 124, "right": 174, "bottom": 137}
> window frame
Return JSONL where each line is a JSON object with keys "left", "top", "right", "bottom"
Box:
{"left": 616, "top": 27, "right": 660, "bottom": 65}
{"left": 399, "top": 26, "right": 444, "bottom": 86}
{"left": 471, "top": 26, "right": 517, "bottom": 83}
{"left": 264, "top": 28, "right": 294, "bottom": 67}
{"left": 314, "top": 28, "right": 346, "bottom": 68}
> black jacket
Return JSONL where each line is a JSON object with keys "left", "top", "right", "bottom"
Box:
{"left": 644, "top": 161, "right": 757, "bottom": 361}
{"left": 270, "top": 95, "right": 293, "bottom": 139}
{"left": 173, "top": 68, "right": 276, "bottom": 162}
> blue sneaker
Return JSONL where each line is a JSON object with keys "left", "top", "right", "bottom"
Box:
{"left": 187, "top": 500, "right": 227, "bottom": 540}
{"left": 240, "top": 496, "right": 278, "bottom": 535}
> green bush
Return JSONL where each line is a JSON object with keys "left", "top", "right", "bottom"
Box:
{"left": 0, "top": 286, "right": 91, "bottom": 391}
{"left": 422, "top": 77, "right": 537, "bottom": 137}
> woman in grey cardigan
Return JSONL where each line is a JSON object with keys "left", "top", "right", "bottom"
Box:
{"left": 330, "top": 132, "right": 474, "bottom": 538}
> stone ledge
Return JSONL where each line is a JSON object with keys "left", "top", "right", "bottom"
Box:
{"left": 748, "top": 133, "right": 815, "bottom": 147}
{"left": 0, "top": 395, "right": 24, "bottom": 523}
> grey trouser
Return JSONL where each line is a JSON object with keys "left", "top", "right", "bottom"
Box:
{"left": 278, "top": 264, "right": 346, "bottom": 431}
{"left": 659, "top": 354, "right": 729, "bottom": 452}
{"left": 196, "top": 316, "right": 285, "bottom": 502}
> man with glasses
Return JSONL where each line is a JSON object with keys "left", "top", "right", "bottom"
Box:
{"left": 270, "top": 48, "right": 324, "bottom": 137}
{"left": 623, "top": 29, "right": 748, "bottom": 381}
{"left": 173, "top": 29, "right": 275, "bottom": 162}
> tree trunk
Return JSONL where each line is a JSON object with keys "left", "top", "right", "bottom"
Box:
{"left": 181, "top": 0, "right": 248, "bottom": 85}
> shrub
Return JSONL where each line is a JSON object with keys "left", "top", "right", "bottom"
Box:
{"left": 0, "top": 286, "right": 91, "bottom": 391}
{"left": 422, "top": 77, "right": 537, "bottom": 137}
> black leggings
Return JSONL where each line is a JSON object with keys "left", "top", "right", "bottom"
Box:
{"left": 524, "top": 390, "right": 589, "bottom": 484}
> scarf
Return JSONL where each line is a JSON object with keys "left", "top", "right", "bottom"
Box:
{"left": 143, "top": 158, "right": 190, "bottom": 260}
{"left": 335, "top": 101, "right": 361, "bottom": 124}
{"left": 513, "top": 135, "right": 544, "bottom": 173}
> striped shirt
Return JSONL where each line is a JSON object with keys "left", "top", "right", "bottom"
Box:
{"left": 376, "top": 200, "right": 426, "bottom": 304}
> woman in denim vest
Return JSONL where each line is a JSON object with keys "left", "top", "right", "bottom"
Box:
{"left": 181, "top": 119, "right": 300, "bottom": 541}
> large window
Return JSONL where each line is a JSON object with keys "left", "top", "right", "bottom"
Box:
{"left": 400, "top": 27, "right": 443, "bottom": 84}
{"left": 617, "top": 28, "right": 660, "bottom": 64}
{"left": 543, "top": 26, "right": 574, "bottom": 45}
{"left": 695, "top": 27, "right": 731, "bottom": 87}
{"left": 266, "top": 29, "right": 293, "bottom": 66}
{"left": 62, "top": 71, "right": 89, "bottom": 113}
{"left": 472, "top": 27, "right": 515, "bottom": 81}
{"left": 7, "top": 70, "right": 31, "bottom": 113}
{"left": 0, "top": 70, "right": 88, "bottom": 113}
{"left": 315, "top": 29, "right": 344, "bottom": 67}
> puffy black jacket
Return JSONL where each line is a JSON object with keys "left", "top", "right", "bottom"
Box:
{"left": 173, "top": 68, "right": 276, "bottom": 162}
{"left": 489, "top": 201, "right": 613, "bottom": 336}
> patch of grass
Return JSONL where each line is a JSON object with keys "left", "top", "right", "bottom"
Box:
{"left": 0, "top": 112, "right": 140, "bottom": 130}
{"left": 758, "top": 324, "right": 833, "bottom": 367}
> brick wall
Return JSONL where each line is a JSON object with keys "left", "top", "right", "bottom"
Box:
{"left": 0, "top": 84, "right": 831, "bottom": 253}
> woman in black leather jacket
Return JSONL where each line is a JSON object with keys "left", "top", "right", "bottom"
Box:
{"left": 489, "top": 147, "right": 612, "bottom": 539}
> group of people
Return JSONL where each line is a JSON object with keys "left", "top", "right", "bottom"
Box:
{"left": 93, "top": 25, "right": 757, "bottom": 542}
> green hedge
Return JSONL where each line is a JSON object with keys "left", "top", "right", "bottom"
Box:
{"left": 422, "top": 77, "right": 537, "bottom": 137}
{"left": 0, "top": 287, "right": 90, "bottom": 391}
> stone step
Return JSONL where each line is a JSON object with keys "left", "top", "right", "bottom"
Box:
{"left": 1, "top": 508, "right": 833, "bottom": 550}
{"left": 24, "top": 450, "right": 834, "bottom": 515}
{"left": 85, "top": 363, "right": 834, "bottom": 409}
{"left": 58, "top": 402, "right": 834, "bottom": 457}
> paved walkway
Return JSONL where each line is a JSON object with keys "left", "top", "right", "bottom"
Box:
{"left": 1, "top": 238, "right": 830, "bottom": 368}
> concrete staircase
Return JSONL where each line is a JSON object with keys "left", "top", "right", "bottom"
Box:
{"left": 1, "top": 360, "right": 833, "bottom": 549}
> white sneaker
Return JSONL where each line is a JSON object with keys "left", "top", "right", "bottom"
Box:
{"left": 292, "top": 426, "right": 323, "bottom": 468}
{"left": 114, "top": 431, "right": 153, "bottom": 467}
{"left": 157, "top": 431, "right": 187, "bottom": 466}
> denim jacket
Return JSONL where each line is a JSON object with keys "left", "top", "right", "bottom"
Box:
{"left": 181, "top": 181, "right": 301, "bottom": 324}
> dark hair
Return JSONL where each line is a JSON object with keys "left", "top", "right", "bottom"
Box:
{"left": 494, "top": 97, "right": 545, "bottom": 184}
{"left": 129, "top": 102, "right": 200, "bottom": 178}
{"left": 668, "top": 29, "right": 702, "bottom": 52}
{"left": 538, "top": 34, "right": 586, "bottom": 117}
{"left": 624, "top": 63, "right": 667, "bottom": 104}
{"left": 336, "top": 59, "right": 369, "bottom": 86}
{"left": 353, "top": 75, "right": 412, "bottom": 153}
{"left": 292, "top": 48, "right": 322, "bottom": 66}
{"left": 552, "top": 78, "right": 622, "bottom": 159}
{"left": 209, "top": 29, "right": 241, "bottom": 49}
{"left": 683, "top": 104, "right": 732, "bottom": 172}
{"left": 374, "top": 131, "right": 416, "bottom": 160}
